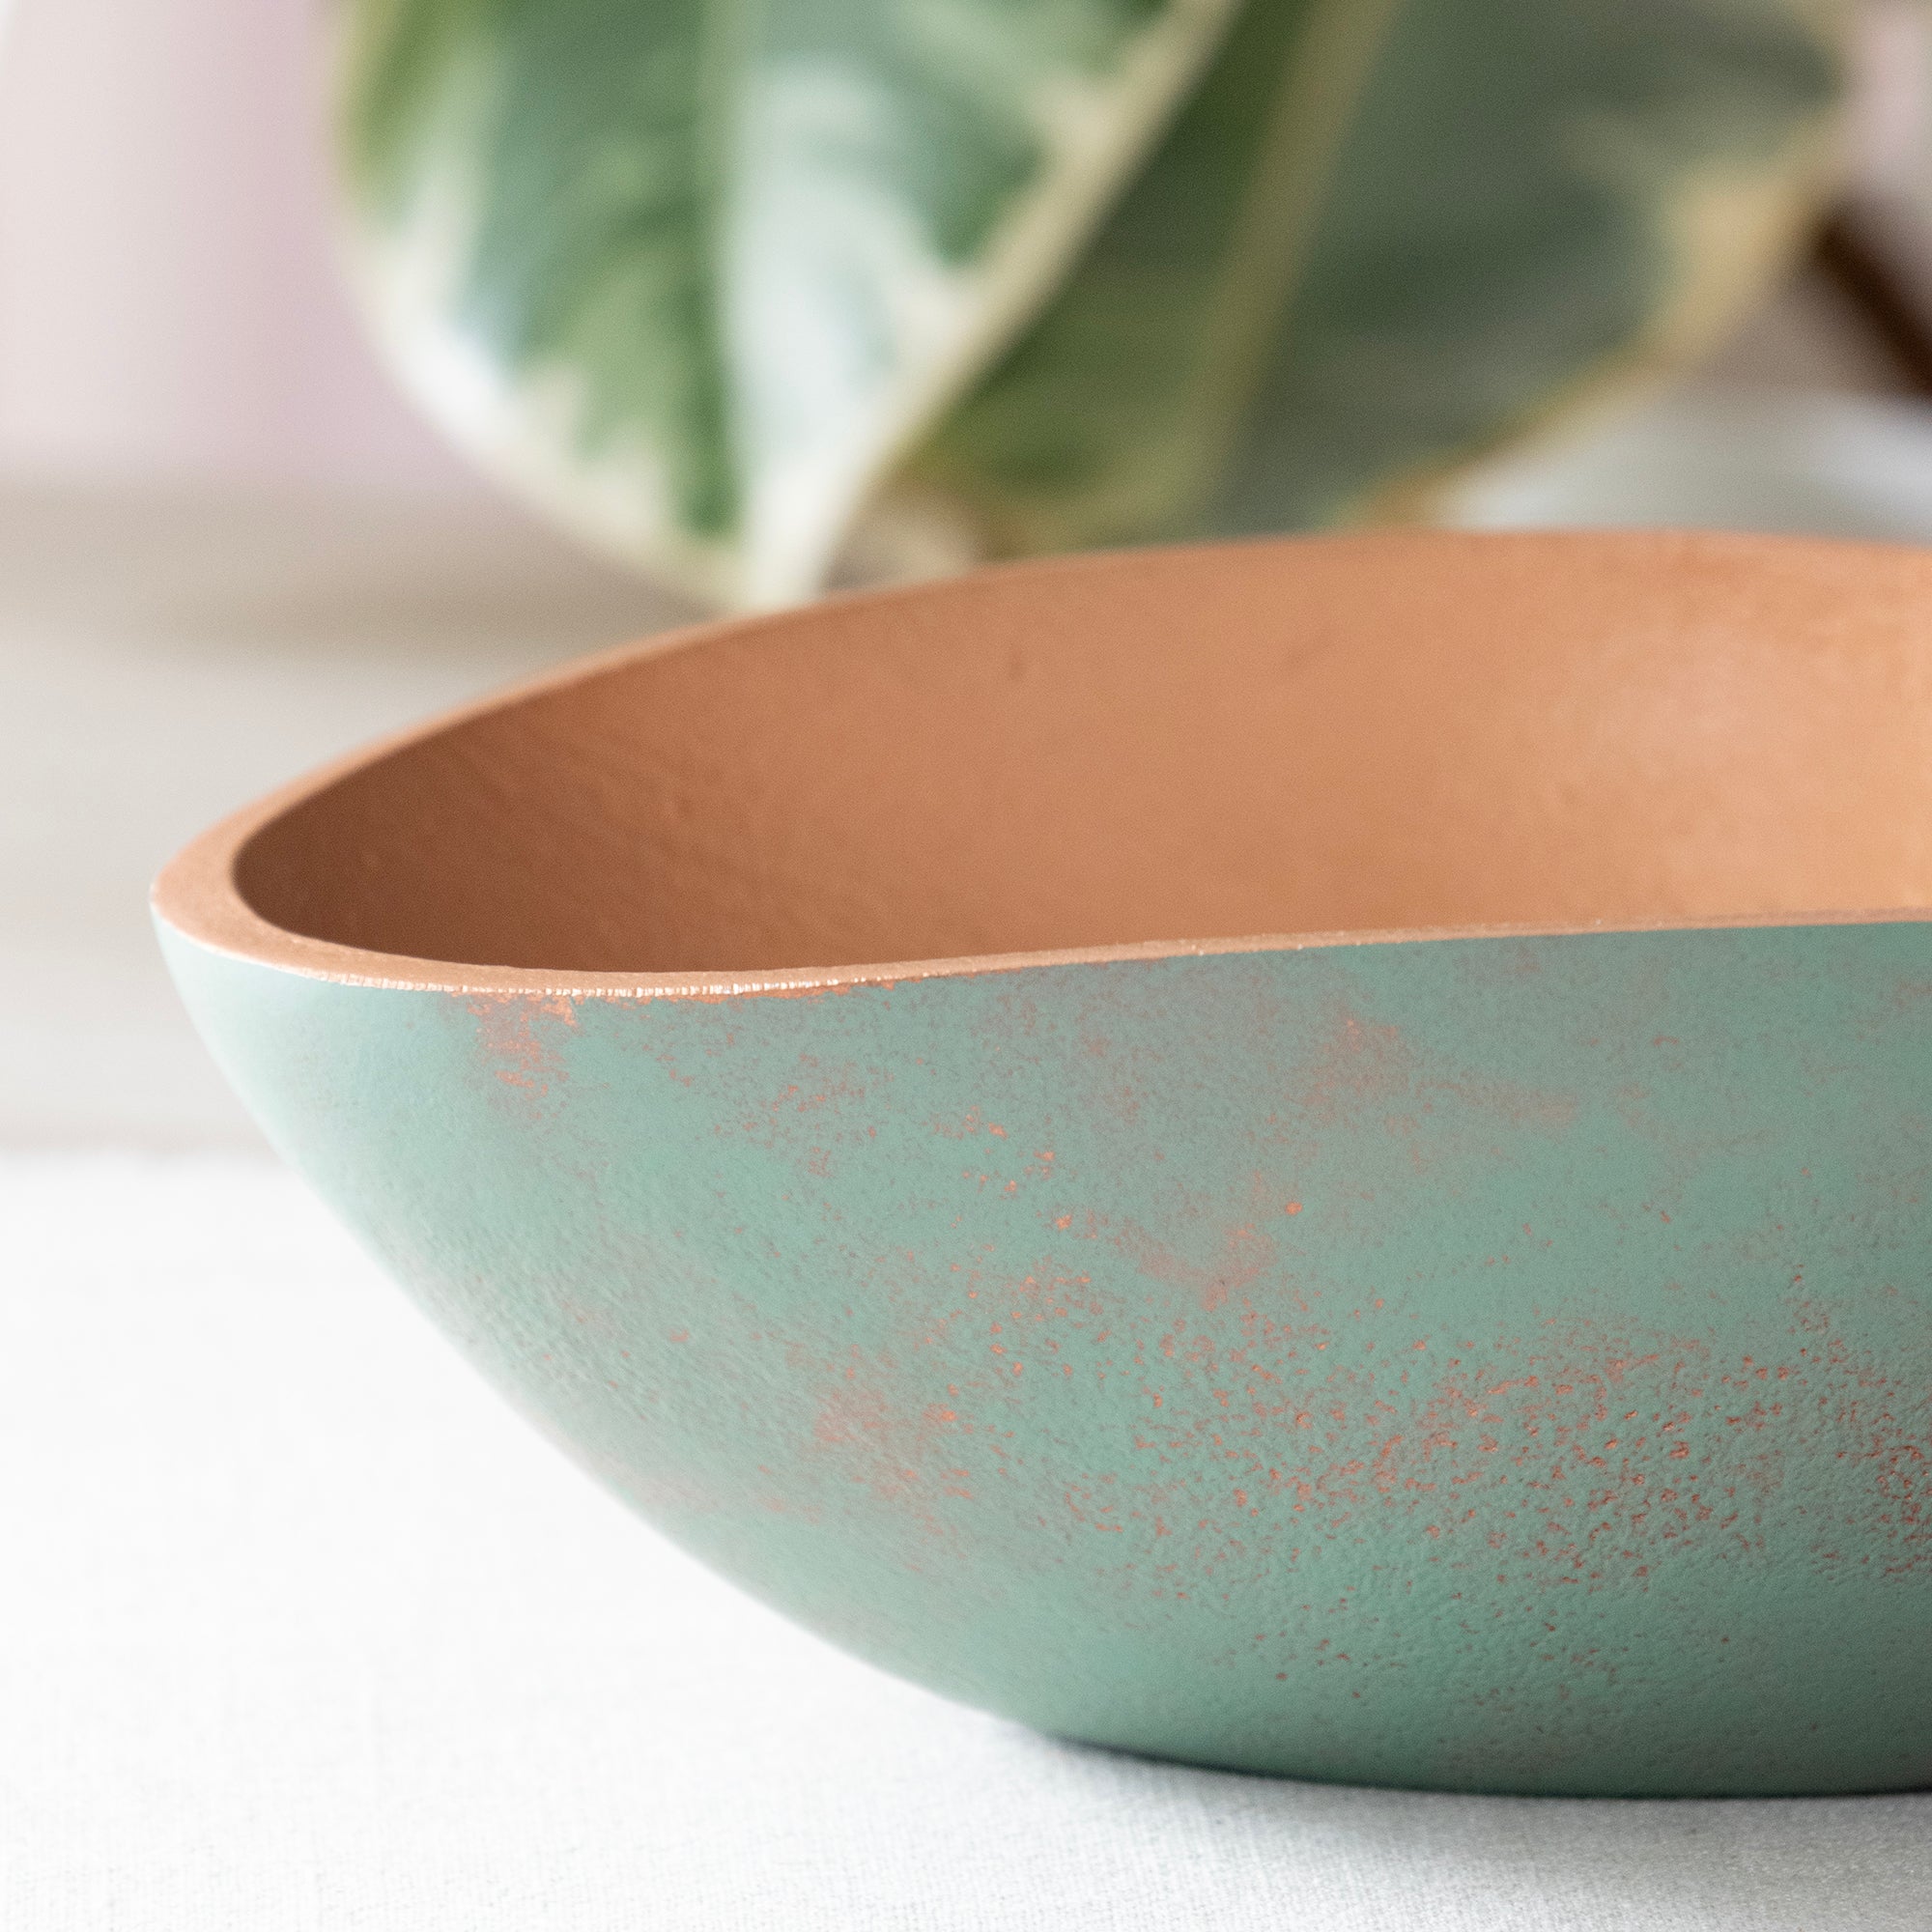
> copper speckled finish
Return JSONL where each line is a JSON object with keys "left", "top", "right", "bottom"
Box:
{"left": 155, "top": 531, "right": 1932, "bottom": 1796}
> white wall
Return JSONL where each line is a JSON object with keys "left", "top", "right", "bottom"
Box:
{"left": 0, "top": 0, "right": 474, "bottom": 490}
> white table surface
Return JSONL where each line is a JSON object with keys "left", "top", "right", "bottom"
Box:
{"left": 6, "top": 468, "right": 1931, "bottom": 1928}
{"left": 8, "top": 1154, "right": 1928, "bottom": 1932}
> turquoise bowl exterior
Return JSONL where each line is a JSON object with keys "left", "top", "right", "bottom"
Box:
{"left": 157, "top": 915, "right": 1932, "bottom": 1796}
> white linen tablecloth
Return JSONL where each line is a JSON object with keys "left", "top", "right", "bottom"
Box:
{"left": 4, "top": 1153, "right": 1927, "bottom": 1931}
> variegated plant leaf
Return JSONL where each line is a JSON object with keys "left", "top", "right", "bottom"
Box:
{"left": 338, "top": 0, "right": 1850, "bottom": 607}
{"left": 335, "top": 0, "right": 1247, "bottom": 607}
{"left": 907, "top": 0, "right": 1850, "bottom": 554}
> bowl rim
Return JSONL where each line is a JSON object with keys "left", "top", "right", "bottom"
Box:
{"left": 150, "top": 530, "right": 1932, "bottom": 1001}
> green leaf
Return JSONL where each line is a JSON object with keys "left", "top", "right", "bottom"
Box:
{"left": 337, "top": 0, "right": 1849, "bottom": 608}
{"left": 908, "top": 0, "right": 1850, "bottom": 554}
{"left": 335, "top": 0, "right": 1246, "bottom": 606}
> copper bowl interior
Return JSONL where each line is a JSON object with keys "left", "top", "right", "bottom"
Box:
{"left": 228, "top": 531, "right": 1932, "bottom": 978}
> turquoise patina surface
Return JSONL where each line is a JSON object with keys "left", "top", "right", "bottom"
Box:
{"left": 158, "top": 914, "right": 1932, "bottom": 1796}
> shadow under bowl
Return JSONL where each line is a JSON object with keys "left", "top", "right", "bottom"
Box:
{"left": 155, "top": 530, "right": 1932, "bottom": 1796}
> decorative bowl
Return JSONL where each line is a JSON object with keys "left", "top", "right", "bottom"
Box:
{"left": 155, "top": 530, "right": 1932, "bottom": 1796}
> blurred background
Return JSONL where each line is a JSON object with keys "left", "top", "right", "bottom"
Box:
{"left": 9, "top": 0, "right": 1932, "bottom": 1148}
{"left": 0, "top": 0, "right": 682, "bottom": 1146}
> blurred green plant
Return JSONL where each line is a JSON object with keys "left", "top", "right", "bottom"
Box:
{"left": 337, "top": 0, "right": 1850, "bottom": 608}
